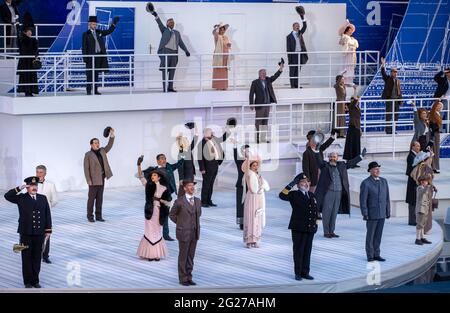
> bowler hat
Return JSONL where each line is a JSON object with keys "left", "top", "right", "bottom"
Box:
{"left": 367, "top": 161, "right": 381, "bottom": 172}
{"left": 226, "top": 117, "right": 237, "bottom": 127}
{"left": 103, "top": 126, "right": 112, "bottom": 138}
{"left": 146, "top": 2, "right": 155, "bottom": 13}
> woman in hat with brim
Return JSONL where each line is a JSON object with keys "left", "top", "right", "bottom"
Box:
{"left": 338, "top": 19, "right": 359, "bottom": 87}
{"left": 241, "top": 154, "right": 270, "bottom": 248}
{"left": 212, "top": 22, "right": 231, "bottom": 90}
{"left": 136, "top": 169, "right": 172, "bottom": 261}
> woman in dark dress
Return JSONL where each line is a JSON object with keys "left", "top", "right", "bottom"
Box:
{"left": 343, "top": 96, "right": 361, "bottom": 162}
{"left": 16, "top": 23, "right": 39, "bottom": 96}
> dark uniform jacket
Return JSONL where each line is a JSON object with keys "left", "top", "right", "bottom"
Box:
{"left": 4, "top": 187, "right": 52, "bottom": 235}
{"left": 302, "top": 136, "right": 335, "bottom": 186}
{"left": 249, "top": 70, "right": 282, "bottom": 105}
{"left": 233, "top": 147, "right": 245, "bottom": 188}
{"left": 144, "top": 182, "right": 172, "bottom": 225}
{"left": 82, "top": 24, "right": 116, "bottom": 71}
{"left": 178, "top": 136, "right": 198, "bottom": 182}
{"left": 279, "top": 186, "right": 318, "bottom": 233}
{"left": 381, "top": 66, "right": 402, "bottom": 100}
{"left": 197, "top": 131, "right": 230, "bottom": 172}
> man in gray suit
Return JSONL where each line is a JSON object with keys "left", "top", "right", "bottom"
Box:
{"left": 170, "top": 180, "right": 202, "bottom": 286}
{"left": 360, "top": 161, "right": 390, "bottom": 262}
{"left": 151, "top": 10, "right": 190, "bottom": 92}
{"left": 83, "top": 128, "right": 115, "bottom": 222}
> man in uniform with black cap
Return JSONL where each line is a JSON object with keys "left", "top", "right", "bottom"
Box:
{"left": 82, "top": 15, "right": 119, "bottom": 95}
{"left": 4, "top": 176, "right": 52, "bottom": 288}
{"left": 279, "top": 173, "right": 317, "bottom": 281}
{"left": 83, "top": 127, "right": 115, "bottom": 222}
{"left": 360, "top": 161, "right": 391, "bottom": 262}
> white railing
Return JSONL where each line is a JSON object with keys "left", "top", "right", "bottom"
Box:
{"left": 208, "top": 96, "right": 449, "bottom": 158}
{"left": 0, "top": 50, "right": 379, "bottom": 96}
{"left": 0, "top": 23, "right": 64, "bottom": 53}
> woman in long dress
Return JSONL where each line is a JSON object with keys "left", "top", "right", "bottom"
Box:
{"left": 429, "top": 100, "right": 443, "bottom": 173}
{"left": 338, "top": 20, "right": 359, "bottom": 87}
{"left": 343, "top": 96, "right": 361, "bottom": 161}
{"left": 16, "top": 24, "right": 39, "bottom": 97}
{"left": 242, "top": 157, "right": 270, "bottom": 248}
{"left": 212, "top": 23, "right": 231, "bottom": 90}
{"left": 136, "top": 169, "right": 172, "bottom": 261}
{"left": 412, "top": 101, "right": 430, "bottom": 151}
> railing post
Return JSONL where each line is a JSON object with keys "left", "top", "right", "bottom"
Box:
{"left": 301, "top": 102, "right": 305, "bottom": 137}
{"left": 232, "top": 53, "right": 236, "bottom": 90}
{"left": 53, "top": 56, "right": 57, "bottom": 96}
{"left": 358, "top": 52, "right": 362, "bottom": 86}
{"left": 63, "top": 55, "right": 68, "bottom": 92}
{"left": 297, "top": 52, "right": 301, "bottom": 89}
{"left": 392, "top": 99, "right": 396, "bottom": 160}
{"left": 13, "top": 56, "right": 17, "bottom": 97}
{"left": 289, "top": 103, "right": 293, "bottom": 143}
{"left": 164, "top": 54, "right": 168, "bottom": 92}
{"left": 199, "top": 54, "right": 203, "bottom": 92}
{"left": 129, "top": 56, "right": 132, "bottom": 94}
{"left": 3, "top": 25, "right": 6, "bottom": 54}
{"left": 328, "top": 53, "right": 332, "bottom": 87}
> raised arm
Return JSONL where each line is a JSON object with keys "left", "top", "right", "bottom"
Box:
{"left": 319, "top": 136, "right": 335, "bottom": 152}
{"left": 269, "top": 69, "right": 282, "bottom": 83}
{"left": 381, "top": 65, "right": 389, "bottom": 82}
{"left": 346, "top": 154, "right": 363, "bottom": 169}
{"left": 279, "top": 185, "right": 292, "bottom": 201}
{"left": 104, "top": 134, "right": 115, "bottom": 153}
{"left": 155, "top": 16, "right": 166, "bottom": 33}
{"left": 299, "top": 20, "right": 307, "bottom": 34}
{"left": 4, "top": 186, "right": 22, "bottom": 204}
{"left": 313, "top": 150, "right": 327, "bottom": 169}
{"left": 99, "top": 23, "right": 116, "bottom": 37}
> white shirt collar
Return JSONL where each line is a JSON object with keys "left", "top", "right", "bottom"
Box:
{"left": 185, "top": 194, "right": 194, "bottom": 202}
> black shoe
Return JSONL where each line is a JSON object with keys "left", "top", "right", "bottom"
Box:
{"left": 208, "top": 203, "right": 217, "bottom": 207}
{"left": 415, "top": 239, "right": 423, "bottom": 245}
{"left": 239, "top": 224, "right": 243, "bottom": 230}
{"left": 43, "top": 258, "right": 52, "bottom": 264}
{"left": 87, "top": 217, "right": 95, "bottom": 223}
{"left": 148, "top": 259, "right": 154, "bottom": 261}
{"left": 168, "top": 89, "right": 177, "bottom": 92}
{"left": 295, "top": 275, "right": 302, "bottom": 281}
{"left": 433, "top": 170, "right": 440, "bottom": 174}
{"left": 96, "top": 218, "right": 105, "bottom": 222}
{"left": 164, "top": 236, "right": 175, "bottom": 241}
{"left": 421, "top": 238, "right": 432, "bottom": 244}
{"left": 25, "top": 93, "right": 34, "bottom": 97}
{"left": 353, "top": 165, "right": 360, "bottom": 168}
{"left": 188, "top": 280, "right": 197, "bottom": 286}
{"left": 94, "top": 90, "right": 101, "bottom": 95}
{"left": 180, "top": 281, "right": 190, "bottom": 286}
{"left": 301, "top": 274, "right": 314, "bottom": 280}
{"left": 33, "top": 283, "right": 41, "bottom": 288}
{"left": 154, "top": 258, "right": 160, "bottom": 261}
{"left": 324, "top": 234, "right": 333, "bottom": 238}
{"left": 331, "top": 233, "right": 340, "bottom": 238}
{"left": 367, "top": 258, "right": 375, "bottom": 262}
{"left": 25, "top": 284, "right": 33, "bottom": 288}
{"left": 87, "top": 90, "right": 92, "bottom": 95}
{"left": 408, "top": 223, "right": 417, "bottom": 226}
{"left": 374, "top": 256, "right": 386, "bottom": 262}
{"left": 201, "top": 203, "right": 210, "bottom": 208}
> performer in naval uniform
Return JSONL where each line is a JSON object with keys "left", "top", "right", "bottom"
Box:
{"left": 4, "top": 176, "right": 52, "bottom": 288}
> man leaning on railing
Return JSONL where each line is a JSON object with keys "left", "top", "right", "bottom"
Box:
{"left": 82, "top": 15, "right": 119, "bottom": 95}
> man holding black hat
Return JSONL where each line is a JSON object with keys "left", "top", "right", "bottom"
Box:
{"left": 83, "top": 127, "right": 115, "bottom": 222}
{"left": 4, "top": 176, "right": 52, "bottom": 288}
{"left": 82, "top": 15, "right": 119, "bottom": 95}
{"left": 286, "top": 6, "right": 308, "bottom": 89}
{"left": 380, "top": 57, "right": 402, "bottom": 134}
{"left": 170, "top": 180, "right": 202, "bottom": 286}
{"left": 249, "top": 63, "right": 284, "bottom": 143}
{"left": 360, "top": 161, "right": 390, "bottom": 262}
{"left": 279, "top": 173, "right": 317, "bottom": 281}
{"left": 150, "top": 8, "right": 190, "bottom": 92}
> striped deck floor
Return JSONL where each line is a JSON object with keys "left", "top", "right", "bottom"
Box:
{"left": 0, "top": 187, "right": 443, "bottom": 292}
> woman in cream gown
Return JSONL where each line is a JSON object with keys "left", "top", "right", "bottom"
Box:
{"left": 242, "top": 157, "right": 270, "bottom": 248}
{"left": 338, "top": 20, "right": 359, "bottom": 86}
{"left": 212, "top": 23, "right": 231, "bottom": 90}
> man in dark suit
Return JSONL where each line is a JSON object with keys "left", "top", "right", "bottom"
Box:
{"left": 150, "top": 10, "right": 190, "bottom": 92}
{"left": 143, "top": 153, "right": 184, "bottom": 241}
{"left": 4, "top": 176, "right": 52, "bottom": 288}
{"left": 405, "top": 141, "right": 421, "bottom": 226}
{"left": 313, "top": 148, "right": 366, "bottom": 238}
{"left": 249, "top": 63, "right": 284, "bottom": 143}
{"left": 82, "top": 15, "right": 118, "bottom": 95}
{"left": 360, "top": 161, "right": 390, "bottom": 262}
{"left": 197, "top": 127, "right": 230, "bottom": 207}
{"left": 0, "top": 0, "right": 21, "bottom": 49}
{"left": 302, "top": 129, "right": 336, "bottom": 193}
{"left": 286, "top": 19, "right": 308, "bottom": 89}
{"left": 279, "top": 173, "right": 317, "bottom": 281}
{"left": 380, "top": 57, "right": 402, "bottom": 134}
{"left": 170, "top": 180, "right": 202, "bottom": 286}
{"left": 233, "top": 144, "right": 250, "bottom": 230}
{"left": 433, "top": 68, "right": 450, "bottom": 131}
{"left": 83, "top": 128, "right": 115, "bottom": 222}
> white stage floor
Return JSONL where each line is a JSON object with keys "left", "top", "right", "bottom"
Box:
{"left": 0, "top": 187, "right": 443, "bottom": 292}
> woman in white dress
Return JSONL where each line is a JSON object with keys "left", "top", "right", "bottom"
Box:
{"left": 338, "top": 20, "right": 359, "bottom": 86}
{"left": 242, "top": 156, "right": 270, "bottom": 248}
{"left": 136, "top": 169, "right": 172, "bottom": 261}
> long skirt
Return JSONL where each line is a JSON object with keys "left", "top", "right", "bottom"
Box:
{"left": 137, "top": 205, "right": 168, "bottom": 260}
{"left": 343, "top": 126, "right": 361, "bottom": 161}
{"left": 243, "top": 192, "right": 265, "bottom": 244}
{"left": 212, "top": 68, "right": 228, "bottom": 90}
{"left": 432, "top": 131, "right": 440, "bottom": 170}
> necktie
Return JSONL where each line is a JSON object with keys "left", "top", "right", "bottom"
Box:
{"left": 189, "top": 197, "right": 194, "bottom": 206}
{"left": 92, "top": 30, "right": 101, "bottom": 53}
{"left": 32, "top": 195, "right": 36, "bottom": 201}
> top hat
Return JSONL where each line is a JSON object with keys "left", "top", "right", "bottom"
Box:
{"left": 88, "top": 16, "right": 98, "bottom": 23}
{"left": 182, "top": 179, "right": 197, "bottom": 186}
{"left": 367, "top": 161, "right": 381, "bottom": 172}
{"left": 24, "top": 176, "right": 39, "bottom": 186}
{"left": 103, "top": 126, "right": 112, "bottom": 138}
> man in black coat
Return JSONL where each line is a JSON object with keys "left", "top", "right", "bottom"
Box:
{"left": 380, "top": 57, "right": 402, "bottom": 134}
{"left": 82, "top": 15, "right": 118, "bottom": 95}
{"left": 233, "top": 144, "right": 250, "bottom": 230}
{"left": 313, "top": 148, "right": 366, "bottom": 238}
{"left": 0, "top": 0, "right": 21, "bottom": 49}
{"left": 279, "top": 173, "right": 318, "bottom": 281}
{"left": 249, "top": 63, "right": 284, "bottom": 143}
{"left": 405, "top": 141, "right": 421, "bottom": 226}
{"left": 197, "top": 127, "right": 230, "bottom": 207}
{"left": 433, "top": 68, "right": 450, "bottom": 131}
{"left": 286, "top": 18, "right": 308, "bottom": 89}
{"left": 4, "top": 176, "right": 52, "bottom": 288}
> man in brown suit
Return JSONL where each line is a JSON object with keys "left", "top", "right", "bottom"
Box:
{"left": 83, "top": 128, "right": 115, "bottom": 222}
{"left": 169, "top": 180, "right": 202, "bottom": 286}
{"left": 380, "top": 57, "right": 402, "bottom": 134}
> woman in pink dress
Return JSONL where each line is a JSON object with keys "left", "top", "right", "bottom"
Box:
{"left": 137, "top": 169, "right": 172, "bottom": 261}
{"left": 242, "top": 156, "right": 270, "bottom": 248}
{"left": 212, "top": 23, "right": 231, "bottom": 90}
